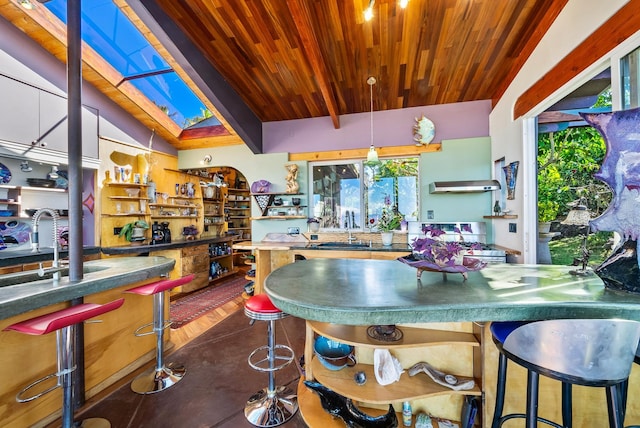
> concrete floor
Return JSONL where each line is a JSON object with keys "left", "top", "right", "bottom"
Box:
{"left": 77, "top": 309, "right": 309, "bottom": 427}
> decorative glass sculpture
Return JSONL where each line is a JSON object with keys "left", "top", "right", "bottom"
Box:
{"left": 581, "top": 107, "right": 640, "bottom": 293}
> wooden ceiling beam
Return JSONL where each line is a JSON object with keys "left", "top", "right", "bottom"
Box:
{"left": 287, "top": 0, "right": 340, "bottom": 129}
{"left": 131, "top": 0, "right": 264, "bottom": 154}
{"left": 491, "top": 0, "right": 568, "bottom": 108}
{"left": 514, "top": 1, "right": 640, "bottom": 119}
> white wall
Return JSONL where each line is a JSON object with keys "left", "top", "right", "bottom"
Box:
{"left": 489, "top": 0, "right": 630, "bottom": 263}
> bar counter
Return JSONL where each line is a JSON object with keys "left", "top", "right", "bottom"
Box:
{"left": 265, "top": 259, "right": 640, "bottom": 427}
{"left": 0, "top": 256, "right": 175, "bottom": 320}
{"left": 265, "top": 258, "right": 640, "bottom": 324}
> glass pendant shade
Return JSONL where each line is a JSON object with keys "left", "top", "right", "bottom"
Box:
{"left": 367, "top": 145, "right": 379, "bottom": 163}
{"left": 365, "top": 76, "right": 379, "bottom": 164}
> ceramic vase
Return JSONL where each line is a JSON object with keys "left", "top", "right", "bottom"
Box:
{"left": 381, "top": 232, "right": 393, "bottom": 246}
{"left": 309, "top": 222, "right": 320, "bottom": 233}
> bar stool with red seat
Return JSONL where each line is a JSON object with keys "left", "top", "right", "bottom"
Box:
{"left": 124, "top": 274, "right": 194, "bottom": 394}
{"left": 3, "top": 298, "right": 125, "bottom": 428}
{"left": 244, "top": 293, "right": 298, "bottom": 427}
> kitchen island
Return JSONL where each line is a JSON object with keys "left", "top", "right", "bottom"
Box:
{"left": 0, "top": 256, "right": 176, "bottom": 427}
{"left": 265, "top": 258, "right": 640, "bottom": 427}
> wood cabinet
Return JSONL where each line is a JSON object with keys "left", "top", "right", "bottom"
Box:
{"left": 0, "top": 74, "right": 98, "bottom": 160}
{"left": 180, "top": 244, "right": 211, "bottom": 293}
{"left": 301, "top": 321, "right": 481, "bottom": 427}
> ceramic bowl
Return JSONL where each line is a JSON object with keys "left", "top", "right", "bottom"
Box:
{"left": 313, "top": 336, "right": 356, "bottom": 371}
{"left": 124, "top": 188, "right": 140, "bottom": 197}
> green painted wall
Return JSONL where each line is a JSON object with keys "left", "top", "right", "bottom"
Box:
{"left": 420, "top": 137, "right": 495, "bottom": 235}
{"left": 179, "top": 137, "right": 495, "bottom": 241}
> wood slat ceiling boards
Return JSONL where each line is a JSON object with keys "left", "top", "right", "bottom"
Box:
{"left": 1, "top": 0, "right": 566, "bottom": 152}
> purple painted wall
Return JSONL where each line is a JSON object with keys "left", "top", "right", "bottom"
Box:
{"left": 263, "top": 100, "right": 491, "bottom": 153}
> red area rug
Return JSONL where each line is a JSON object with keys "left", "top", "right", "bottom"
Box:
{"left": 170, "top": 275, "right": 250, "bottom": 329}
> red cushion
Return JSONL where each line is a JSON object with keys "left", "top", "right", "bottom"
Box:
{"left": 245, "top": 294, "right": 281, "bottom": 314}
{"left": 4, "top": 298, "right": 125, "bottom": 336}
{"left": 125, "top": 274, "right": 195, "bottom": 296}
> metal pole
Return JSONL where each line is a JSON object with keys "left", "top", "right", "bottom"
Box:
{"left": 66, "top": 0, "right": 85, "bottom": 411}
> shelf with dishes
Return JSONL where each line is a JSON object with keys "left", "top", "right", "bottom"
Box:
{"left": 251, "top": 192, "right": 304, "bottom": 217}
{"left": 302, "top": 321, "right": 480, "bottom": 426}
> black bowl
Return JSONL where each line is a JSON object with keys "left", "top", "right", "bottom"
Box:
{"left": 26, "top": 178, "right": 56, "bottom": 188}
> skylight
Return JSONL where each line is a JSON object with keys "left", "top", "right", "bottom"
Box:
{"left": 43, "top": 0, "right": 219, "bottom": 129}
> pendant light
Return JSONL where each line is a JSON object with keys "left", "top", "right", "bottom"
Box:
{"left": 366, "top": 76, "right": 379, "bottom": 164}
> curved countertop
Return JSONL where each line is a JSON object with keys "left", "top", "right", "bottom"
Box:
{"left": 0, "top": 256, "right": 175, "bottom": 320}
{"left": 264, "top": 258, "right": 640, "bottom": 325}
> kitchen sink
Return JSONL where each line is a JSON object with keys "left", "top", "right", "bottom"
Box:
{"left": 316, "top": 241, "right": 370, "bottom": 249}
{"left": 0, "top": 265, "right": 109, "bottom": 288}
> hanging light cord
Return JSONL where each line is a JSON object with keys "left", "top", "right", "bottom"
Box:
{"left": 370, "top": 79, "right": 374, "bottom": 148}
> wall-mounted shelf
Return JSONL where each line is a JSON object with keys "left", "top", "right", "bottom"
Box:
{"left": 483, "top": 215, "right": 518, "bottom": 219}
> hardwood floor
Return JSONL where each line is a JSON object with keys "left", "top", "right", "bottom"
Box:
{"left": 169, "top": 292, "right": 246, "bottom": 350}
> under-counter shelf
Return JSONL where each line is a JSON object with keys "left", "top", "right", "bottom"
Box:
{"left": 310, "top": 358, "right": 480, "bottom": 404}
{"left": 304, "top": 320, "right": 480, "bottom": 423}
{"left": 307, "top": 321, "right": 479, "bottom": 349}
{"left": 297, "top": 379, "right": 454, "bottom": 428}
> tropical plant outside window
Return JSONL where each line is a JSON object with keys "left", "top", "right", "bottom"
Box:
{"left": 309, "top": 158, "right": 419, "bottom": 230}
{"left": 539, "top": 90, "right": 612, "bottom": 265}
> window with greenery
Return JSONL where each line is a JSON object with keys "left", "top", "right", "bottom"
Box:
{"left": 309, "top": 158, "right": 419, "bottom": 230}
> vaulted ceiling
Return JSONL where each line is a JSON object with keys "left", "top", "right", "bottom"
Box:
{"left": 1, "top": 0, "right": 567, "bottom": 153}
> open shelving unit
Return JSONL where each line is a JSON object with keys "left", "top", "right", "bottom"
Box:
{"left": 250, "top": 192, "right": 306, "bottom": 220}
{"left": 300, "top": 320, "right": 481, "bottom": 427}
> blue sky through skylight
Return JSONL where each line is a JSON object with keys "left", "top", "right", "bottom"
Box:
{"left": 44, "top": 0, "right": 218, "bottom": 129}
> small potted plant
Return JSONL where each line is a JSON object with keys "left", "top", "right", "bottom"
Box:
{"left": 375, "top": 196, "right": 403, "bottom": 245}
{"left": 119, "top": 220, "right": 149, "bottom": 243}
{"left": 537, "top": 200, "right": 559, "bottom": 233}
{"left": 307, "top": 217, "right": 320, "bottom": 233}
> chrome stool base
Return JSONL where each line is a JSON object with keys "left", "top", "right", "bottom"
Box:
{"left": 130, "top": 363, "right": 186, "bottom": 394}
{"left": 244, "top": 385, "right": 299, "bottom": 427}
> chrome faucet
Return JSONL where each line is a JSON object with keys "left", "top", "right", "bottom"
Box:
{"left": 31, "top": 208, "right": 62, "bottom": 281}
{"left": 347, "top": 228, "right": 358, "bottom": 244}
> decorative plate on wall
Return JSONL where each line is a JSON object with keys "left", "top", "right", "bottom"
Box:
{"left": 0, "top": 162, "right": 12, "bottom": 184}
{"left": 413, "top": 115, "right": 435, "bottom": 146}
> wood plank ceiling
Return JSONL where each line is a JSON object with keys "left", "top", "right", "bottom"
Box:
{"left": 1, "top": 0, "right": 566, "bottom": 153}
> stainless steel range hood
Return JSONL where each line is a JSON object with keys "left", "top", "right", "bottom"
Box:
{"left": 429, "top": 180, "right": 501, "bottom": 193}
